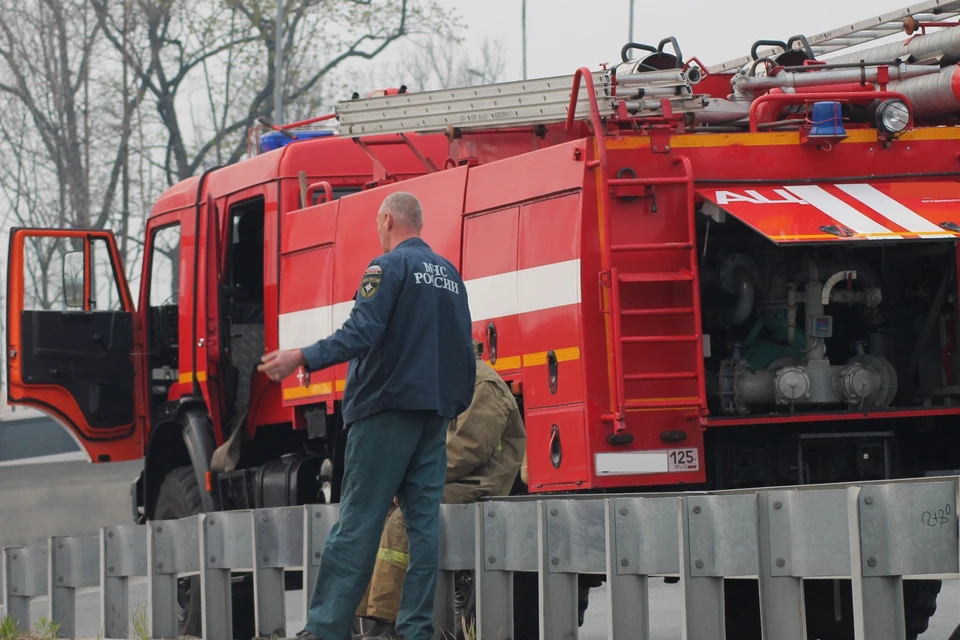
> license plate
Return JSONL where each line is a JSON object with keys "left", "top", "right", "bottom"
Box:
{"left": 667, "top": 448, "right": 699, "bottom": 472}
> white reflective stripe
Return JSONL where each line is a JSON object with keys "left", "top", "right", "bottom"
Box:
{"left": 595, "top": 452, "right": 668, "bottom": 475}
{"left": 465, "top": 270, "right": 519, "bottom": 321}
{"left": 784, "top": 185, "right": 901, "bottom": 239}
{"left": 517, "top": 259, "right": 581, "bottom": 315}
{"left": 278, "top": 259, "right": 581, "bottom": 350}
{"left": 278, "top": 307, "right": 331, "bottom": 350}
{"left": 331, "top": 301, "right": 355, "bottom": 334}
{"left": 836, "top": 183, "right": 954, "bottom": 237}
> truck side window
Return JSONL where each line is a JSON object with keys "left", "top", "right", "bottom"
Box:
{"left": 146, "top": 224, "right": 181, "bottom": 406}
{"left": 22, "top": 237, "right": 80, "bottom": 311}
{"left": 149, "top": 225, "right": 181, "bottom": 307}
{"left": 21, "top": 237, "right": 125, "bottom": 312}
{"left": 89, "top": 238, "right": 124, "bottom": 311}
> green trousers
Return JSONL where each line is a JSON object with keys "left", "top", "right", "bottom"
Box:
{"left": 357, "top": 483, "right": 484, "bottom": 623}
{"left": 305, "top": 410, "right": 447, "bottom": 640}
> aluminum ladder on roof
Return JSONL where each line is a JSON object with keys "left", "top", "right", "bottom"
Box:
{"left": 711, "top": 0, "right": 960, "bottom": 73}
{"left": 333, "top": 70, "right": 707, "bottom": 137}
{"left": 334, "top": 72, "right": 613, "bottom": 137}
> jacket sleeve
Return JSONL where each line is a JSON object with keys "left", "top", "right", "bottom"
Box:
{"left": 300, "top": 258, "right": 401, "bottom": 372}
{"left": 446, "top": 380, "right": 510, "bottom": 482}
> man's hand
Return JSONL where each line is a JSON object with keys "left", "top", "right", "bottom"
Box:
{"left": 258, "top": 349, "right": 307, "bottom": 382}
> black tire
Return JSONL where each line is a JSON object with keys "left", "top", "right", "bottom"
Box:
{"left": 154, "top": 466, "right": 257, "bottom": 639}
{"left": 454, "top": 570, "right": 476, "bottom": 640}
{"left": 904, "top": 579, "right": 941, "bottom": 640}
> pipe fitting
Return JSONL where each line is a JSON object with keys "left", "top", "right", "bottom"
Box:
{"left": 775, "top": 366, "right": 811, "bottom": 404}
{"left": 833, "top": 364, "right": 881, "bottom": 406}
{"left": 719, "top": 254, "right": 759, "bottom": 326}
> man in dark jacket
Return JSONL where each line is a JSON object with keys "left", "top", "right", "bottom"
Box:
{"left": 354, "top": 343, "right": 526, "bottom": 639}
{"left": 259, "top": 191, "right": 475, "bottom": 640}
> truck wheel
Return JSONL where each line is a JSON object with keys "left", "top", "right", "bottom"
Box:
{"left": 154, "top": 466, "right": 257, "bottom": 639}
{"left": 904, "top": 579, "right": 941, "bottom": 640}
{"left": 155, "top": 466, "right": 203, "bottom": 637}
{"left": 453, "top": 570, "right": 476, "bottom": 640}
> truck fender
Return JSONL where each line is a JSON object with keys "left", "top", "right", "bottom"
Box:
{"left": 182, "top": 410, "right": 218, "bottom": 513}
{"left": 141, "top": 398, "right": 218, "bottom": 520}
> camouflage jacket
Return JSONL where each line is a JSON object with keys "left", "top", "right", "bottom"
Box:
{"left": 446, "top": 355, "right": 526, "bottom": 497}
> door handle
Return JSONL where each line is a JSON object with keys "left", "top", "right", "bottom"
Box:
{"left": 486, "top": 322, "right": 498, "bottom": 365}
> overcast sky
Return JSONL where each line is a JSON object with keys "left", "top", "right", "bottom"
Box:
{"left": 423, "top": 0, "right": 922, "bottom": 79}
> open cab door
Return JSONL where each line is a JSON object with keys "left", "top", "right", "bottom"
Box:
{"left": 6, "top": 229, "right": 144, "bottom": 462}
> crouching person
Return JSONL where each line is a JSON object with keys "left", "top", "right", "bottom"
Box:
{"left": 354, "top": 344, "right": 526, "bottom": 640}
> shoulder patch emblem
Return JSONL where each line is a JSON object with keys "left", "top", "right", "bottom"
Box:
{"left": 360, "top": 275, "right": 381, "bottom": 299}
{"left": 364, "top": 264, "right": 382, "bottom": 276}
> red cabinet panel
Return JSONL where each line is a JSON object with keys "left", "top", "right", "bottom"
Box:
{"left": 524, "top": 404, "right": 589, "bottom": 489}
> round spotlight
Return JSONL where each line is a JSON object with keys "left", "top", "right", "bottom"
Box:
{"left": 875, "top": 99, "right": 910, "bottom": 135}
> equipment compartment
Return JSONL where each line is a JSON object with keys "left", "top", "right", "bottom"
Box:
{"left": 697, "top": 210, "right": 959, "bottom": 416}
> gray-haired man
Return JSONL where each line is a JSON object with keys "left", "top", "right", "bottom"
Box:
{"left": 260, "top": 191, "right": 475, "bottom": 640}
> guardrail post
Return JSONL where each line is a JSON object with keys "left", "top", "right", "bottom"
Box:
{"left": 2, "top": 546, "right": 46, "bottom": 631}
{"left": 101, "top": 524, "right": 147, "bottom": 639}
{"left": 539, "top": 499, "right": 606, "bottom": 639}
{"left": 302, "top": 504, "right": 340, "bottom": 621}
{"left": 149, "top": 516, "right": 200, "bottom": 639}
{"left": 475, "top": 501, "right": 537, "bottom": 640}
{"left": 605, "top": 496, "right": 681, "bottom": 639}
{"left": 759, "top": 487, "right": 853, "bottom": 639}
{"left": 201, "top": 511, "right": 254, "bottom": 640}
{"left": 849, "top": 480, "right": 959, "bottom": 640}
{"left": 434, "top": 504, "right": 475, "bottom": 639}
{"left": 848, "top": 485, "right": 904, "bottom": 640}
{"left": 682, "top": 494, "right": 760, "bottom": 640}
{"left": 757, "top": 490, "right": 805, "bottom": 639}
{"left": 254, "top": 507, "right": 304, "bottom": 638}
{"left": 48, "top": 535, "right": 99, "bottom": 638}
{"left": 538, "top": 501, "right": 578, "bottom": 639}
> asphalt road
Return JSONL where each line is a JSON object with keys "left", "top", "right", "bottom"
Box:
{"left": 1, "top": 458, "right": 958, "bottom": 639}
{"left": 0, "top": 457, "right": 141, "bottom": 550}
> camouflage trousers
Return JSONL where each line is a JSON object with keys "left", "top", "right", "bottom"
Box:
{"left": 357, "top": 482, "right": 485, "bottom": 622}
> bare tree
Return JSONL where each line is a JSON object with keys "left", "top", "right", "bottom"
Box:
{"left": 91, "top": 0, "right": 459, "bottom": 186}
{"left": 386, "top": 34, "right": 509, "bottom": 93}
{"left": 0, "top": 0, "right": 146, "bottom": 233}
{"left": 0, "top": 0, "right": 151, "bottom": 313}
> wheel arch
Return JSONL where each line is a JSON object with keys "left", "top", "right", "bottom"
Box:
{"left": 143, "top": 397, "right": 217, "bottom": 519}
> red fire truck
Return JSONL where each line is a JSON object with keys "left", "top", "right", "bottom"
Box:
{"left": 9, "top": 3, "right": 960, "bottom": 638}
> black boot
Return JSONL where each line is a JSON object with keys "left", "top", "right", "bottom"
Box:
{"left": 355, "top": 618, "right": 398, "bottom": 640}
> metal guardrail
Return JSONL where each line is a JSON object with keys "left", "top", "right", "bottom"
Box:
{"left": 1, "top": 478, "right": 958, "bottom": 640}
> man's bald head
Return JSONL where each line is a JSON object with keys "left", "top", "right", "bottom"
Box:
{"left": 381, "top": 192, "right": 423, "bottom": 232}
{"left": 377, "top": 192, "right": 424, "bottom": 252}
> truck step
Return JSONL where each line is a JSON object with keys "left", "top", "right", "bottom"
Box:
{"left": 618, "top": 269, "right": 693, "bottom": 283}
{"left": 621, "top": 335, "right": 699, "bottom": 344}
{"left": 624, "top": 399, "right": 702, "bottom": 410}
{"left": 611, "top": 242, "right": 693, "bottom": 252}
{"left": 621, "top": 306, "right": 695, "bottom": 317}
{"left": 624, "top": 371, "right": 699, "bottom": 381}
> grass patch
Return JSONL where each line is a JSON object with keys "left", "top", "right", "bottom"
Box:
{"left": 131, "top": 603, "right": 149, "bottom": 640}
{"left": 440, "top": 614, "right": 486, "bottom": 640}
{"left": 0, "top": 616, "right": 60, "bottom": 640}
